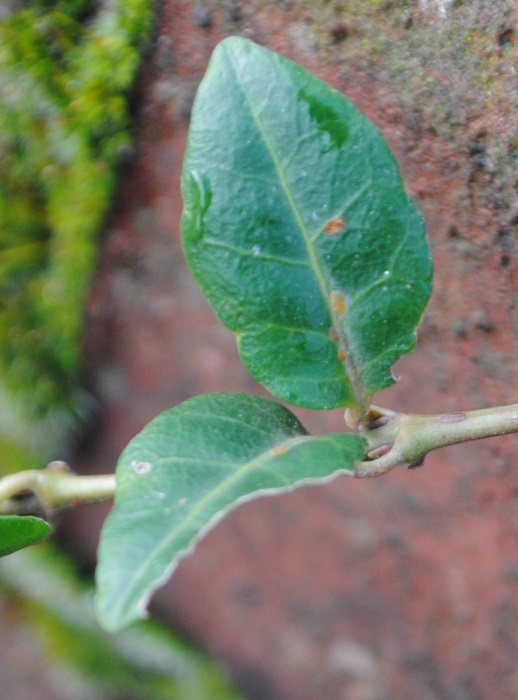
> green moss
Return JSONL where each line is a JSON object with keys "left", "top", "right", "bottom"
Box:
{"left": 0, "top": 0, "right": 155, "bottom": 461}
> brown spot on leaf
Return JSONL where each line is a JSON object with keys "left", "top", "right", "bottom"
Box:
{"left": 324, "top": 216, "right": 346, "bottom": 235}
{"left": 270, "top": 445, "right": 288, "bottom": 456}
{"left": 329, "top": 326, "right": 339, "bottom": 342}
{"left": 330, "top": 290, "right": 347, "bottom": 315}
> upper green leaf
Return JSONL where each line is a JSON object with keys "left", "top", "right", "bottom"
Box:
{"left": 181, "top": 37, "right": 432, "bottom": 414}
{"left": 95, "top": 392, "right": 365, "bottom": 630}
{"left": 0, "top": 515, "right": 51, "bottom": 557}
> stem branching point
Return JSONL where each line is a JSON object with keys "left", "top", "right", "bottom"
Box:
{"left": 0, "top": 462, "right": 116, "bottom": 518}
{"left": 354, "top": 403, "right": 518, "bottom": 478}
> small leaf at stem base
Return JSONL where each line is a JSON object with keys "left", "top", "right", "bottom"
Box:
{"left": 0, "top": 515, "right": 51, "bottom": 556}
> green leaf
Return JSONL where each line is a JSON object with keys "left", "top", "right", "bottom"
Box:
{"left": 0, "top": 515, "right": 51, "bottom": 556}
{"left": 181, "top": 37, "right": 432, "bottom": 413}
{"left": 96, "top": 393, "right": 365, "bottom": 631}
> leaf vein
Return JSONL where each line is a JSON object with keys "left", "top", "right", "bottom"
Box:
{"left": 227, "top": 50, "right": 366, "bottom": 410}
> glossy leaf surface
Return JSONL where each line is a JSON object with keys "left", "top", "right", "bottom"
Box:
{"left": 181, "top": 37, "right": 432, "bottom": 413}
{"left": 96, "top": 393, "right": 365, "bottom": 630}
{"left": 0, "top": 515, "right": 51, "bottom": 556}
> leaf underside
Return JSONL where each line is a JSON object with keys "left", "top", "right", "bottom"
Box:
{"left": 181, "top": 37, "right": 432, "bottom": 413}
{"left": 95, "top": 393, "right": 365, "bottom": 631}
{"left": 0, "top": 515, "right": 51, "bottom": 557}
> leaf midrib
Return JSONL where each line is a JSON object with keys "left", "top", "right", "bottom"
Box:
{"left": 226, "top": 46, "right": 367, "bottom": 411}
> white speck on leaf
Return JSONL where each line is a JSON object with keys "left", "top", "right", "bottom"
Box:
{"left": 132, "top": 460, "right": 153, "bottom": 475}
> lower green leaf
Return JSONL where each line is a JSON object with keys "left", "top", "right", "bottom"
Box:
{"left": 0, "top": 515, "right": 51, "bottom": 556}
{"left": 95, "top": 393, "right": 365, "bottom": 631}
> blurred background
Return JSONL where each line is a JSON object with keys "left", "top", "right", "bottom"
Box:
{"left": 1, "top": 1, "right": 518, "bottom": 698}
